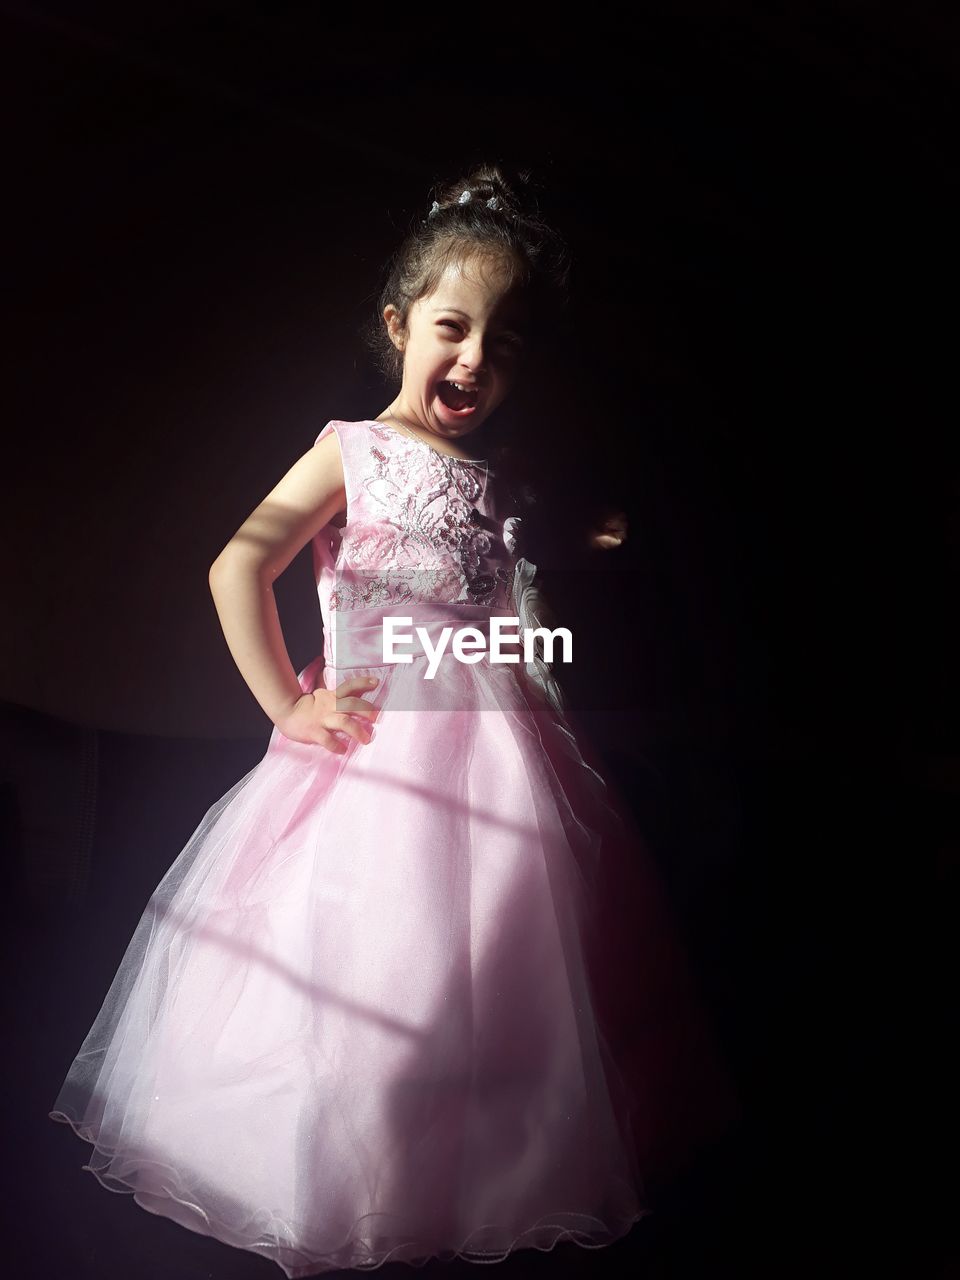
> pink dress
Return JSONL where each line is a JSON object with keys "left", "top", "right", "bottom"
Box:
{"left": 48, "top": 418, "right": 660, "bottom": 1276}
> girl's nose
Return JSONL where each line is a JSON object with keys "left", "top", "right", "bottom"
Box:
{"left": 459, "top": 338, "right": 487, "bottom": 370}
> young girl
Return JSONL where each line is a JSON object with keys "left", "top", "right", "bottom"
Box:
{"left": 48, "top": 164, "right": 713, "bottom": 1276}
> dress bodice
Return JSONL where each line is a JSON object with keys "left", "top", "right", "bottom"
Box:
{"left": 311, "top": 419, "right": 525, "bottom": 638}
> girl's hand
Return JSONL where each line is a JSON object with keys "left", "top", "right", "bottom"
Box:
{"left": 276, "top": 674, "right": 380, "bottom": 753}
{"left": 588, "top": 509, "right": 628, "bottom": 551}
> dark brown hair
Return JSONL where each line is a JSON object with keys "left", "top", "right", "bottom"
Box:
{"left": 361, "top": 162, "right": 572, "bottom": 387}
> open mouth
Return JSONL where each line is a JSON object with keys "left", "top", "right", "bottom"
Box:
{"left": 436, "top": 379, "right": 479, "bottom": 415}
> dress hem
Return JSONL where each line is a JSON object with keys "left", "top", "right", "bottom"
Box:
{"left": 49, "top": 1108, "right": 653, "bottom": 1277}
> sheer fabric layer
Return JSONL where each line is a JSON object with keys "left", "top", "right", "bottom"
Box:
{"left": 49, "top": 631, "right": 652, "bottom": 1276}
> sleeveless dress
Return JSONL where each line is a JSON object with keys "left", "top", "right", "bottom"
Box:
{"left": 48, "top": 418, "right": 659, "bottom": 1276}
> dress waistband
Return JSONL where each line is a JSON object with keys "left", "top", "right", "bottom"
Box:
{"left": 324, "top": 601, "right": 521, "bottom": 669}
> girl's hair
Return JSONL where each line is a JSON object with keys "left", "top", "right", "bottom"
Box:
{"left": 361, "top": 162, "right": 572, "bottom": 386}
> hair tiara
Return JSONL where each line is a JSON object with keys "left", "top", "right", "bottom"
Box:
{"left": 426, "top": 189, "right": 502, "bottom": 222}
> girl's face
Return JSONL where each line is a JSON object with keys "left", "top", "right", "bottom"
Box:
{"left": 384, "top": 252, "right": 529, "bottom": 447}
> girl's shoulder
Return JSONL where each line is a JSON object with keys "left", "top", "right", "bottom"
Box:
{"left": 314, "top": 418, "right": 434, "bottom": 517}
{"left": 314, "top": 418, "right": 376, "bottom": 448}
{"left": 314, "top": 417, "right": 414, "bottom": 458}
{"left": 313, "top": 418, "right": 386, "bottom": 475}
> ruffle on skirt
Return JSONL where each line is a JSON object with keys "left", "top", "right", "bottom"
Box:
{"left": 48, "top": 598, "right": 733, "bottom": 1276}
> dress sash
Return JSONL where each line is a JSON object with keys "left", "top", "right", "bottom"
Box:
{"left": 324, "top": 600, "right": 521, "bottom": 670}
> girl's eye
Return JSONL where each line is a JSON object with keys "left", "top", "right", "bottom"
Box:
{"left": 439, "top": 320, "right": 523, "bottom": 345}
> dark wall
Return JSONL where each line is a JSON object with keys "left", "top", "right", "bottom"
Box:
{"left": 2, "top": 5, "right": 954, "bottom": 766}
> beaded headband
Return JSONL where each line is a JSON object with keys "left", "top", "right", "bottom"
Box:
{"left": 427, "top": 189, "right": 501, "bottom": 221}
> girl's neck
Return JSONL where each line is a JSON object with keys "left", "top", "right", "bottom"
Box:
{"left": 374, "top": 409, "right": 488, "bottom": 463}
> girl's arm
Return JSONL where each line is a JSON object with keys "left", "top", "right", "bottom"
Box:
{"left": 208, "top": 433, "right": 346, "bottom": 728}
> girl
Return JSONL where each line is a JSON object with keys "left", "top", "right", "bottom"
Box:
{"left": 48, "top": 164, "right": 714, "bottom": 1276}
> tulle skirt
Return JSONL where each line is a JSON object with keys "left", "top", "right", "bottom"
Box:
{"left": 48, "top": 603, "right": 716, "bottom": 1276}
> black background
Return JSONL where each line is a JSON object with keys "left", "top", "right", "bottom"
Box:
{"left": 3, "top": 4, "right": 954, "bottom": 1277}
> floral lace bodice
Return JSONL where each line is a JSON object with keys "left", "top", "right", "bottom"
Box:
{"left": 311, "top": 419, "right": 526, "bottom": 633}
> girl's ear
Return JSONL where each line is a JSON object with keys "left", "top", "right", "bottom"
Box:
{"left": 383, "top": 305, "right": 404, "bottom": 351}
